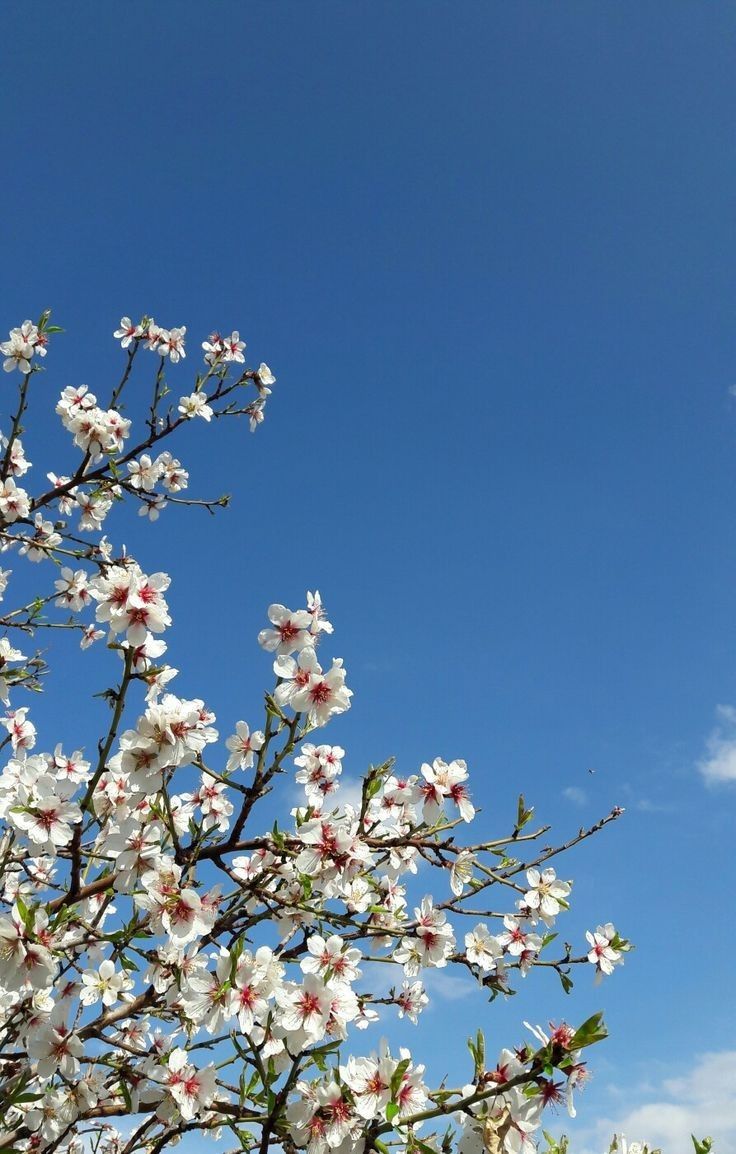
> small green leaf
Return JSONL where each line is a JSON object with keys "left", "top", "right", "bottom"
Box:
{"left": 571, "top": 1011, "right": 608, "bottom": 1050}
{"left": 514, "top": 794, "right": 534, "bottom": 833}
{"left": 390, "top": 1057, "right": 411, "bottom": 1098}
{"left": 692, "top": 1138, "right": 713, "bottom": 1154}
{"left": 558, "top": 969, "right": 574, "bottom": 995}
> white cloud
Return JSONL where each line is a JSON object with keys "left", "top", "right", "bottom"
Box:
{"left": 563, "top": 786, "right": 588, "bottom": 806}
{"left": 577, "top": 1050, "right": 736, "bottom": 1154}
{"left": 635, "top": 798, "right": 676, "bottom": 814}
{"left": 357, "top": 961, "right": 475, "bottom": 1011}
{"left": 421, "top": 969, "right": 476, "bottom": 1003}
{"left": 698, "top": 705, "right": 736, "bottom": 786}
{"left": 333, "top": 776, "right": 364, "bottom": 811}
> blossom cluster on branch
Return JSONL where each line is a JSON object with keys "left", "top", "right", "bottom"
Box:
{"left": 0, "top": 313, "right": 634, "bottom": 1154}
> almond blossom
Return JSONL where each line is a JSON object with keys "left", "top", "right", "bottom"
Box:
{"left": 0, "top": 313, "right": 631, "bottom": 1154}
{"left": 524, "top": 867, "right": 572, "bottom": 926}
{"left": 80, "top": 959, "right": 133, "bottom": 1006}
{"left": 586, "top": 922, "right": 626, "bottom": 981}
{"left": 224, "top": 720, "right": 265, "bottom": 771}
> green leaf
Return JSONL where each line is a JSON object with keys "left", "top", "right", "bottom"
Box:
{"left": 385, "top": 1102, "right": 399, "bottom": 1122}
{"left": 366, "top": 775, "right": 384, "bottom": 800}
{"left": 571, "top": 1011, "right": 608, "bottom": 1050}
{"left": 390, "top": 1057, "right": 411, "bottom": 1098}
{"left": 692, "top": 1138, "right": 713, "bottom": 1154}
{"left": 14, "top": 896, "right": 30, "bottom": 928}
{"left": 264, "top": 694, "right": 286, "bottom": 721}
{"left": 120, "top": 1078, "right": 132, "bottom": 1113}
{"left": 514, "top": 794, "right": 534, "bottom": 833}
{"left": 411, "top": 1141, "right": 441, "bottom": 1154}
{"left": 558, "top": 969, "right": 574, "bottom": 995}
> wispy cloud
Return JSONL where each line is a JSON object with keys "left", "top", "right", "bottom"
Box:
{"left": 421, "top": 969, "right": 476, "bottom": 1004}
{"left": 333, "top": 776, "right": 364, "bottom": 811}
{"left": 562, "top": 786, "right": 588, "bottom": 807}
{"left": 574, "top": 1050, "right": 736, "bottom": 1154}
{"left": 698, "top": 705, "right": 736, "bottom": 786}
{"left": 362, "top": 659, "right": 399, "bottom": 674}
{"left": 357, "top": 962, "right": 475, "bottom": 1010}
{"left": 635, "top": 798, "right": 676, "bottom": 814}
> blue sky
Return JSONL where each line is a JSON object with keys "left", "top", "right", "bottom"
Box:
{"left": 3, "top": 2, "right": 736, "bottom": 1149}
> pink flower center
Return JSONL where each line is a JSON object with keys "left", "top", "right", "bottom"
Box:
{"left": 278, "top": 621, "right": 299, "bottom": 642}
{"left": 309, "top": 680, "right": 332, "bottom": 705}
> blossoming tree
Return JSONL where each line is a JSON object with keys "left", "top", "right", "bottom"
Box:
{"left": 0, "top": 313, "right": 634, "bottom": 1154}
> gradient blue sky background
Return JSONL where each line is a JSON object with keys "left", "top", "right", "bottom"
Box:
{"left": 3, "top": 3, "right": 736, "bottom": 1150}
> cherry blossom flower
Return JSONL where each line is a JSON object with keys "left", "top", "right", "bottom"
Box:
{"left": 586, "top": 922, "right": 624, "bottom": 981}
{"left": 524, "top": 867, "right": 571, "bottom": 926}
{"left": 80, "top": 959, "right": 133, "bottom": 1007}
{"left": 294, "top": 742, "right": 344, "bottom": 805}
{"left": 54, "top": 567, "right": 91, "bottom": 612}
{"left": 28, "top": 1019, "right": 83, "bottom": 1079}
{"left": 159, "top": 1048, "right": 217, "bottom": 1120}
{"left": 19, "top": 513, "right": 62, "bottom": 562}
{"left": 0, "top": 433, "right": 31, "bottom": 477}
{"left": 0, "top": 478, "right": 30, "bottom": 522}
{"left": 225, "top": 720, "right": 265, "bottom": 771}
{"left": 450, "top": 848, "right": 476, "bottom": 896}
{"left": 247, "top": 398, "right": 266, "bottom": 430}
{"left": 178, "top": 392, "right": 212, "bottom": 421}
{"left": 465, "top": 922, "right": 503, "bottom": 972}
{"left": 306, "top": 588, "right": 333, "bottom": 636}
{"left": 157, "top": 326, "right": 186, "bottom": 362}
{"left": 2, "top": 706, "right": 36, "bottom": 752}
{"left": 259, "top": 603, "right": 313, "bottom": 655}
{"left": 497, "top": 915, "right": 543, "bottom": 962}
{"left": 300, "top": 933, "right": 362, "bottom": 982}
{"left": 113, "top": 317, "right": 143, "bottom": 347}
{"left": 256, "top": 362, "right": 276, "bottom": 394}
{"left": 1, "top": 320, "right": 45, "bottom": 374}
{"left": 222, "top": 331, "right": 246, "bottom": 362}
{"left": 202, "top": 332, "right": 225, "bottom": 364}
{"left": 289, "top": 651, "right": 353, "bottom": 727}
{"left": 276, "top": 974, "right": 333, "bottom": 1041}
{"left": 11, "top": 783, "right": 82, "bottom": 851}
{"left": 80, "top": 624, "right": 104, "bottom": 648}
{"left": 127, "top": 454, "right": 164, "bottom": 492}
{"left": 145, "top": 321, "right": 163, "bottom": 352}
{"left": 157, "top": 451, "right": 188, "bottom": 492}
{"left": 396, "top": 979, "right": 429, "bottom": 1023}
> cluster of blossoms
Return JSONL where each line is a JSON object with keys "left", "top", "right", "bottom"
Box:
{"left": 261, "top": 600, "right": 353, "bottom": 727}
{"left": 1, "top": 321, "right": 48, "bottom": 375}
{"left": 110, "top": 316, "right": 275, "bottom": 432}
{"left": 0, "top": 311, "right": 275, "bottom": 561}
{"left": 0, "top": 315, "right": 633, "bottom": 1154}
{"left": 113, "top": 317, "right": 187, "bottom": 362}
